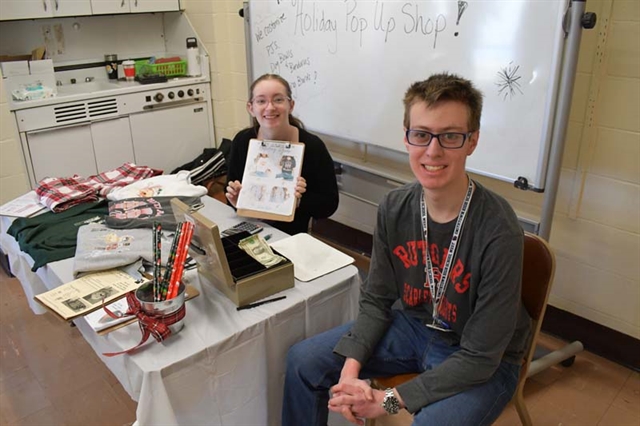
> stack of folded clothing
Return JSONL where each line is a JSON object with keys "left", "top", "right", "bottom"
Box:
{"left": 11, "top": 165, "right": 206, "bottom": 272}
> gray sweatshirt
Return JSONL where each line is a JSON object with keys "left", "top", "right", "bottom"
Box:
{"left": 333, "top": 180, "right": 531, "bottom": 413}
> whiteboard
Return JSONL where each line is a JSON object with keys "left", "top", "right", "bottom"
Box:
{"left": 247, "top": 0, "right": 568, "bottom": 189}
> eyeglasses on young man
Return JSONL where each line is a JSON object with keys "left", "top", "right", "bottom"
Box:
{"left": 405, "top": 129, "right": 473, "bottom": 149}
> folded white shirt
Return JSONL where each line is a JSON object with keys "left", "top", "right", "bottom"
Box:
{"left": 107, "top": 170, "right": 207, "bottom": 201}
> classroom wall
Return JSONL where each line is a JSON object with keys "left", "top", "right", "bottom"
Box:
{"left": 0, "top": 72, "right": 31, "bottom": 203}
{"left": 182, "top": 0, "right": 251, "bottom": 145}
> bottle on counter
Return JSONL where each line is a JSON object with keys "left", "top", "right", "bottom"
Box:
{"left": 186, "top": 37, "right": 201, "bottom": 77}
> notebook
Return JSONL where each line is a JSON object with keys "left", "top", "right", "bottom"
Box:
{"left": 269, "top": 233, "right": 354, "bottom": 282}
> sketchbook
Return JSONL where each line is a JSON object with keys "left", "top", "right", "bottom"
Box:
{"left": 269, "top": 233, "right": 354, "bottom": 282}
{"left": 236, "top": 139, "right": 305, "bottom": 222}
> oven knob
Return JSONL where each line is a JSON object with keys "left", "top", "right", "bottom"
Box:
{"left": 168, "top": 91, "right": 175, "bottom": 99}
{"left": 178, "top": 90, "right": 184, "bottom": 98}
{"left": 154, "top": 93, "right": 164, "bottom": 102}
{"left": 187, "top": 89, "right": 194, "bottom": 96}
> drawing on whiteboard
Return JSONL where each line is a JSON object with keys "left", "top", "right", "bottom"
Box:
{"left": 496, "top": 62, "right": 524, "bottom": 100}
{"left": 455, "top": 0, "right": 468, "bottom": 37}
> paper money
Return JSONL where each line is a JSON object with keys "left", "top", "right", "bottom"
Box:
{"left": 238, "top": 235, "right": 285, "bottom": 268}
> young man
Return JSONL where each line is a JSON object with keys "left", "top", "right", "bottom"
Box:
{"left": 282, "top": 73, "right": 531, "bottom": 426}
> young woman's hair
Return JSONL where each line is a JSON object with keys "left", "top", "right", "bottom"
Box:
{"left": 403, "top": 72, "right": 483, "bottom": 132}
{"left": 249, "top": 74, "right": 305, "bottom": 130}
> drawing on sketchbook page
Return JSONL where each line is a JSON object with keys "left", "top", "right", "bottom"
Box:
{"left": 236, "top": 139, "right": 305, "bottom": 218}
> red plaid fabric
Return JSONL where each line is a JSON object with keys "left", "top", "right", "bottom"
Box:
{"left": 102, "top": 291, "right": 186, "bottom": 357}
{"left": 36, "top": 163, "right": 162, "bottom": 212}
{"left": 36, "top": 176, "right": 99, "bottom": 212}
{"left": 86, "top": 163, "right": 163, "bottom": 197}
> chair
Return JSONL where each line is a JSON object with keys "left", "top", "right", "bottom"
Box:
{"left": 367, "top": 232, "right": 556, "bottom": 426}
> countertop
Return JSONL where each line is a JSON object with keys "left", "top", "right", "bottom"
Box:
{"left": 8, "top": 74, "right": 211, "bottom": 111}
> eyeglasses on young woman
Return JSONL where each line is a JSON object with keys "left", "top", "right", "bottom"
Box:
{"left": 251, "top": 96, "right": 291, "bottom": 107}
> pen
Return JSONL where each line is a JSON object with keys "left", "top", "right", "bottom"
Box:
{"left": 236, "top": 295, "right": 286, "bottom": 311}
{"left": 264, "top": 234, "right": 272, "bottom": 241}
{"left": 190, "top": 242, "right": 206, "bottom": 255}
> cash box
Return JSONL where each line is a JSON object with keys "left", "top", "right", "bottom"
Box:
{"left": 172, "top": 199, "right": 294, "bottom": 306}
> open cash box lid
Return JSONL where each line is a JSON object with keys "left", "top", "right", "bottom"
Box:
{"left": 171, "top": 198, "right": 294, "bottom": 306}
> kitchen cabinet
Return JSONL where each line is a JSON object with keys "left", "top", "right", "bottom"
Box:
{"left": 26, "top": 124, "right": 98, "bottom": 183}
{"left": 0, "top": 1, "right": 51, "bottom": 20}
{"left": 90, "top": 0, "right": 129, "bottom": 15}
{"left": 129, "top": 101, "right": 210, "bottom": 175}
{"left": 52, "top": 0, "right": 93, "bottom": 17}
{"left": 24, "top": 117, "right": 135, "bottom": 185}
{"left": 90, "top": 117, "right": 135, "bottom": 172}
{"left": 91, "top": 0, "right": 179, "bottom": 15}
{"left": 0, "top": 0, "right": 179, "bottom": 19}
{"left": 0, "top": 0, "right": 92, "bottom": 21}
{"left": 131, "top": 0, "right": 179, "bottom": 13}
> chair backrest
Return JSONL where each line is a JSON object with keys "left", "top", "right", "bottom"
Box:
{"left": 521, "top": 232, "right": 556, "bottom": 322}
{"left": 519, "top": 232, "right": 556, "bottom": 385}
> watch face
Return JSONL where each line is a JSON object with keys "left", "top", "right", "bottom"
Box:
{"left": 383, "top": 389, "right": 401, "bottom": 415}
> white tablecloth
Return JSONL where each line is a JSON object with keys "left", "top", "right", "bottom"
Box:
{"left": 1, "top": 197, "right": 361, "bottom": 425}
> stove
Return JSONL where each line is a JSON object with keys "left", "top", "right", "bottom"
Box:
{"left": 14, "top": 79, "right": 215, "bottom": 188}
{"left": 15, "top": 82, "right": 210, "bottom": 132}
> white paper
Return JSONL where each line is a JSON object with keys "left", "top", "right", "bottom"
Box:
{"left": 0, "top": 191, "right": 46, "bottom": 217}
{"left": 236, "top": 139, "right": 304, "bottom": 216}
{"left": 270, "top": 233, "right": 354, "bottom": 282}
{"left": 84, "top": 298, "right": 134, "bottom": 332}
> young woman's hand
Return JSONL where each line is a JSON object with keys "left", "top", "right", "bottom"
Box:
{"left": 294, "top": 176, "right": 307, "bottom": 207}
{"left": 225, "top": 180, "right": 243, "bottom": 207}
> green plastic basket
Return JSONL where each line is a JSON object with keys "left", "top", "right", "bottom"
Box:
{"left": 135, "top": 59, "right": 186, "bottom": 77}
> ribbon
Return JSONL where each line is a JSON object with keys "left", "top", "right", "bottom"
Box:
{"left": 102, "top": 291, "right": 186, "bottom": 357}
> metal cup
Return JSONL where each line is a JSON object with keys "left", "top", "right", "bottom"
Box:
{"left": 105, "top": 54, "right": 118, "bottom": 80}
{"left": 134, "top": 282, "right": 186, "bottom": 334}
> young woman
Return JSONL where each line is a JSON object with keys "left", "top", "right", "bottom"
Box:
{"left": 225, "top": 74, "right": 339, "bottom": 235}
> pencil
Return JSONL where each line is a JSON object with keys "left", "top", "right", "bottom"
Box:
{"left": 167, "top": 222, "right": 194, "bottom": 299}
{"left": 153, "top": 222, "right": 162, "bottom": 301}
{"left": 161, "top": 223, "right": 183, "bottom": 300}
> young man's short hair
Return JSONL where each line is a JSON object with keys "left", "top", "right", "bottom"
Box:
{"left": 403, "top": 72, "right": 484, "bottom": 132}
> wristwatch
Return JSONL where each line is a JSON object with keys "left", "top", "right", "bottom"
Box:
{"left": 381, "top": 388, "right": 401, "bottom": 415}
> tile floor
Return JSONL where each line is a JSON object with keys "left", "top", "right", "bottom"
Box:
{"left": 1, "top": 260, "right": 638, "bottom": 425}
